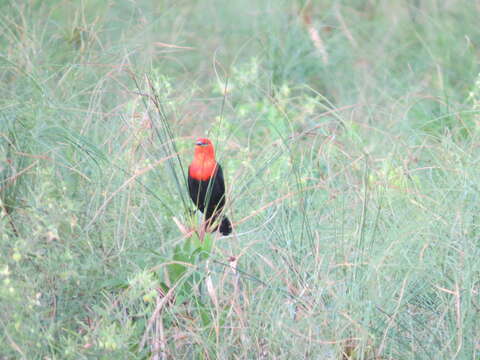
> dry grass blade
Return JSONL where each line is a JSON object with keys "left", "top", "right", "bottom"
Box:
{"left": 153, "top": 42, "right": 195, "bottom": 50}
{"left": 300, "top": 3, "right": 329, "bottom": 64}
{"left": 151, "top": 295, "right": 167, "bottom": 360}
{"left": 86, "top": 153, "right": 177, "bottom": 229}
{"left": 139, "top": 285, "right": 177, "bottom": 351}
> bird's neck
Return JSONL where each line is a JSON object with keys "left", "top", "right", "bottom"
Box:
{"left": 189, "top": 154, "right": 217, "bottom": 181}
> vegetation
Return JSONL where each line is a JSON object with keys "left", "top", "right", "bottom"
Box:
{"left": 1, "top": 0, "right": 479, "bottom": 358}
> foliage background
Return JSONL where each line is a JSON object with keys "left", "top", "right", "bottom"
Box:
{"left": 1, "top": 0, "right": 479, "bottom": 358}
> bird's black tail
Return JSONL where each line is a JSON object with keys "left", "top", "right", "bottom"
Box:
{"left": 219, "top": 216, "right": 232, "bottom": 236}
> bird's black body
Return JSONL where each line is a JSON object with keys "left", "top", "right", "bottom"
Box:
{"left": 188, "top": 164, "right": 232, "bottom": 235}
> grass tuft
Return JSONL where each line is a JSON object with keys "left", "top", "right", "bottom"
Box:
{"left": 1, "top": 0, "right": 479, "bottom": 359}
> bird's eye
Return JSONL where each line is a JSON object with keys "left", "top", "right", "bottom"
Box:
{"left": 196, "top": 141, "right": 208, "bottom": 146}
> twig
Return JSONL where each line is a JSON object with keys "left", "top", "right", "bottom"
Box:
{"left": 139, "top": 279, "right": 181, "bottom": 351}
{"left": 0, "top": 160, "right": 38, "bottom": 192}
{"left": 152, "top": 294, "right": 167, "bottom": 360}
{"left": 0, "top": 318, "right": 27, "bottom": 358}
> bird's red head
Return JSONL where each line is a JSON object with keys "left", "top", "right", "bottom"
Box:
{"left": 194, "top": 138, "right": 215, "bottom": 159}
{"left": 189, "top": 137, "right": 217, "bottom": 180}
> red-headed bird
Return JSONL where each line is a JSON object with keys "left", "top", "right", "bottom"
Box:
{"left": 188, "top": 138, "right": 232, "bottom": 235}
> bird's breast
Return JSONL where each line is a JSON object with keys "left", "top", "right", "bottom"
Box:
{"left": 189, "top": 160, "right": 217, "bottom": 181}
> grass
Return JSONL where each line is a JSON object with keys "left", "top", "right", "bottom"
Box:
{"left": 1, "top": 0, "right": 479, "bottom": 358}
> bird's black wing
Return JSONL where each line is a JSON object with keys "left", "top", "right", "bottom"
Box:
{"left": 188, "top": 166, "right": 204, "bottom": 212}
{"left": 205, "top": 164, "right": 226, "bottom": 219}
{"left": 213, "top": 164, "right": 226, "bottom": 197}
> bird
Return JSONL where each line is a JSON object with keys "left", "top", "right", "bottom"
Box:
{"left": 187, "top": 138, "right": 232, "bottom": 236}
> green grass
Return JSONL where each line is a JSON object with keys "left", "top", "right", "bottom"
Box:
{"left": 1, "top": 0, "right": 479, "bottom": 358}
